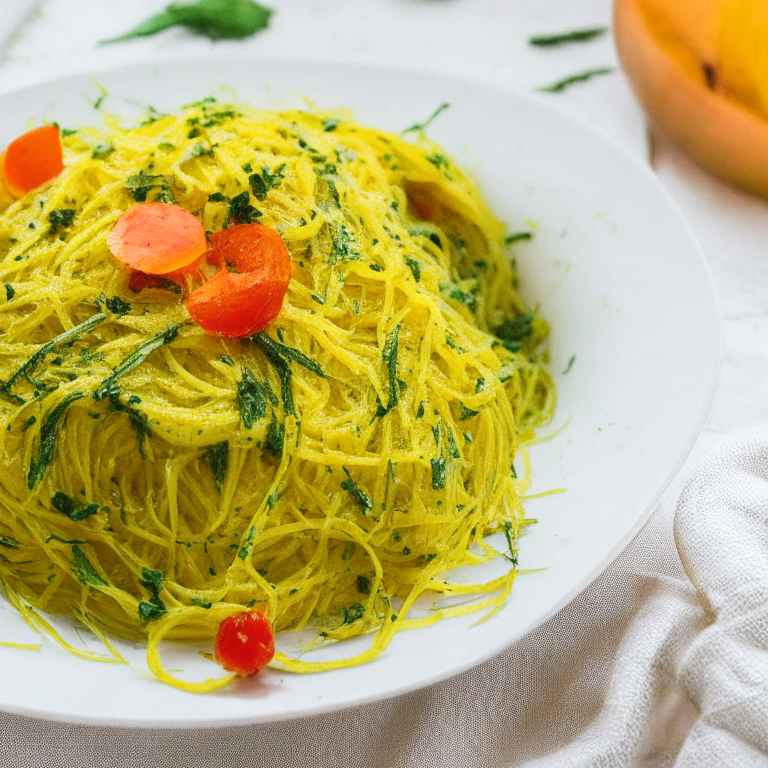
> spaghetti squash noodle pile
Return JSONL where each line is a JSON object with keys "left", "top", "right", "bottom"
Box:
{"left": 0, "top": 100, "right": 554, "bottom": 689}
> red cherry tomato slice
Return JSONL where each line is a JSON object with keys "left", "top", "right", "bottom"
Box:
{"left": 107, "top": 203, "right": 207, "bottom": 275}
{"left": 186, "top": 223, "right": 291, "bottom": 338}
{"left": 214, "top": 610, "right": 275, "bottom": 677}
{"left": 208, "top": 223, "right": 291, "bottom": 275}
{"left": 2, "top": 125, "right": 64, "bottom": 197}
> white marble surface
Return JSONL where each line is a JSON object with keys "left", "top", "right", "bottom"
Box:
{"left": 0, "top": 0, "right": 766, "bottom": 758}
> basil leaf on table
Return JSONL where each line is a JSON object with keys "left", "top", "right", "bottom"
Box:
{"left": 102, "top": 0, "right": 272, "bottom": 43}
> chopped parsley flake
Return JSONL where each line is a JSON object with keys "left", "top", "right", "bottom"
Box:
{"left": 205, "top": 440, "right": 229, "bottom": 492}
{"left": 72, "top": 545, "right": 107, "bottom": 587}
{"left": 341, "top": 467, "right": 373, "bottom": 514}
{"left": 51, "top": 491, "right": 99, "bottom": 522}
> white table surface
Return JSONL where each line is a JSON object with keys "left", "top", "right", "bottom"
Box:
{"left": 0, "top": 0, "right": 765, "bottom": 763}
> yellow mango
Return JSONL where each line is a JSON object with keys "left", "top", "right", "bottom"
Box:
{"left": 717, "top": 0, "right": 768, "bottom": 118}
{"left": 615, "top": 0, "right": 768, "bottom": 198}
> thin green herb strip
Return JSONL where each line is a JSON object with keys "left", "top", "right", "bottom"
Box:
{"left": 51, "top": 492, "right": 99, "bottom": 522}
{"left": 206, "top": 441, "right": 229, "bottom": 492}
{"left": 341, "top": 467, "right": 373, "bottom": 514}
{"left": 538, "top": 67, "right": 614, "bottom": 93}
{"left": 102, "top": 0, "right": 272, "bottom": 44}
{"left": 108, "top": 395, "right": 153, "bottom": 458}
{"left": 6, "top": 312, "right": 108, "bottom": 390}
{"left": 92, "top": 323, "right": 182, "bottom": 401}
{"left": 252, "top": 333, "right": 325, "bottom": 377}
{"left": 529, "top": 27, "right": 607, "bottom": 46}
{"left": 382, "top": 324, "right": 401, "bottom": 411}
{"left": 237, "top": 368, "right": 267, "bottom": 428}
{"left": 72, "top": 545, "right": 108, "bottom": 587}
{"left": 401, "top": 102, "right": 450, "bottom": 134}
{"left": 505, "top": 232, "right": 533, "bottom": 244}
{"left": 28, "top": 391, "right": 85, "bottom": 489}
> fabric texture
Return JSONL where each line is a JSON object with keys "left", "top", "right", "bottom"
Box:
{"left": 3, "top": 428, "right": 768, "bottom": 766}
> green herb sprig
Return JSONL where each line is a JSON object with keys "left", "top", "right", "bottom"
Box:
{"left": 539, "top": 67, "right": 614, "bottom": 93}
{"left": 93, "top": 323, "right": 182, "bottom": 402}
{"left": 529, "top": 27, "right": 607, "bottom": 46}
{"left": 402, "top": 102, "right": 450, "bottom": 135}
{"left": 28, "top": 392, "right": 85, "bottom": 489}
{"left": 102, "top": 0, "right": 272, "bottom": 44}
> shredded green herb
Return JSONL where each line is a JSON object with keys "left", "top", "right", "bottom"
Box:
{"left": 5, "top": 312, "right": 108, "bottom": 392}
{"left": 382, "top": 324, "right": 401, "bottom": 412}
{"left": 341, "top": 467, "right": 373, "bottom": 514}
{"left": 505, "top": 231, "right": 533, "bottom": 244}
{"left": 51, "top": 492, "right": 99, "bottom": 522}
{"left": 93, "top": 323, "right": 182, "bottom": 401}
{"left": 441, "top": 284, "right": 476, "bottom": 309}
{"left": 404, "top": 256, "right": 421, "bottom": 282}
{"left": 253, "top": 332, "right": 325, "bottom": 377}
{"left": 125, "top": 172, "right": 174, "bottom": 203}
{"left": 426, "top": 153, "right": 450, "bottom": 170}
{"left": 28, "top": 392, "right": 85, "bottom": 489}
{"left": 322, "top": 118, "right": 339, "bottom": 132}
{"left": 502, "top": 521, "right": 518, "bottom": 566}
{"left": 529, "top": 26, "right": 607, "bottom": 46}
{"left": 224, "top": 191, "right": 261, "bottom": 227}
{"left": 91, "top": 142, "right": 114, "bottom": 159}
{"left": 254, "top": 338, "right": 294, "bottom": 416}
{"left": 104, "top": 296, "right": 131, "bottom": 315}
{"left": 262, "top": 412, "right": 285, "bottom": 456}
{"left": 343, "top": 603, "right": 365, "bottom": 624}
{"left": 237, "top": 368, "right": 267, "bottom": 428}
{"left": 494, "top": 313, "right": 534, "bottom": 347}
{"left": 72, "top": 545, "right": 107, "bottom": 587}
{"left": 431, "top": 457, "right": 447, "bottom": 490}
{"left": 238, "top": 526, "right": 255, "bottom": 560}
{"left": 102, "top": 0, "right": 272, "bottom": 43}
{"left": 138, "top": 567, "right": 166, "bottom": 621}
{"left": 402, "top": 102, "right": 450, "bottom": 135}
{"left": 329, "top": 223, "right": 360, "bottom": 264}
{"left": 563, "top": 354, "right": 576, "bottom": 375}
{"left": 539, "top": 67, "right": 614, "bottom": 92}
{"left": 261, "top": 164, "right": 285, "bottom": 189}
{"left": 206, "top": 441, "right": 228, "bottom": 492}
{"left": 108, "top": 394, "right": 153, "bottom": 458}
{"left": 49, "top": 209, "right": 76, "bottom": 234}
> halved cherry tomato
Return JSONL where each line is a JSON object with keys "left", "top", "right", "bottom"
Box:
{"left": 186, "top": 223, "right": 291, "bottom": 338}
{"left": 214, "top": 610, "right": 275, "bottom": 677}
{"left": 2, "top": 125, "right": 64, "bottom": 198}
{"left": 106, "top": 203, "right": 207, "bottom": 275}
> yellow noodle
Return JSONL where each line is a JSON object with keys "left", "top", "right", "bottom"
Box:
{"left": 0, "top": 100, "right": 554, "bottom": 688}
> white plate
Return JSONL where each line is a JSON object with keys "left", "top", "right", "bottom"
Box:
{"left": 0, "top": 57, "right": 720, "bottom": 727}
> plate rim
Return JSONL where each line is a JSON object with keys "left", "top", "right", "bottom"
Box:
{"left": 0, "top": 54, "right": 722, "bottom": 728}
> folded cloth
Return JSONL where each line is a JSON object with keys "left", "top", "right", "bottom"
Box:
{"left": 3, "top": 429, "right": 767, "bottom": 767}
{"left": 672, "top": 426, "right": 768, "bottom": 766}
